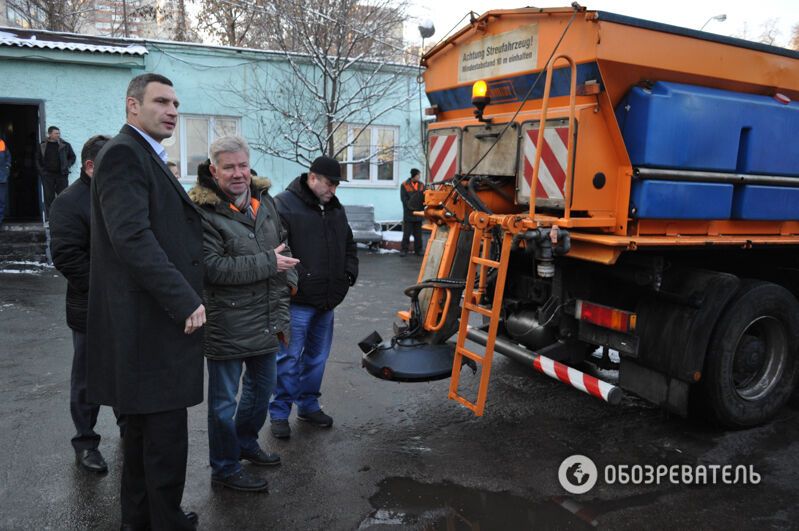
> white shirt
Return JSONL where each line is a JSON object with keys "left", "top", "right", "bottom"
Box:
{"left": 127, "top": 123, "right": 168, "bottom": 164}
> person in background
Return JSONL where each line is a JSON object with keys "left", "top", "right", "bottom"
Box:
{"left": 36, "top": 126, "right": 76, "bottom": 218}
{"left": 400, "top": 168, "right": 424, "bottom": 257}
{"left": 50, "top": 134, "right": 126, "bottom": 474}
{"left": 167, "top": 160, "right": 180, "bottom": 178}
{"left": 0, "top": 133, "right": 10, "bottom": 226}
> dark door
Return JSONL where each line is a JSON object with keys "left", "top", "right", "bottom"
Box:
{"left": 1, "top": 103, "right": 42, "bottom": 221}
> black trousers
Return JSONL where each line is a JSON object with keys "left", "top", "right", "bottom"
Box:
{"left": 121, "top": 408, "right": 194, "bottom": 530}
{"left": 41, "top": 170, "right": 68, "bottom": 217}
{"left": 71, "top": 331, "right": 124, "bottom": 451}
{"left": 401, "top": 219, "right": 423, "bottom": 254}
{"left": 71, "top": 331, "right": 101, "bottom": 451}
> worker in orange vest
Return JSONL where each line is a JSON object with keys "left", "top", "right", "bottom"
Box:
{"left": 400, "top": 168, "right": 424, "bottom": 257}
{"left": 0, "top": 135, "right": 11, "bottom": 226}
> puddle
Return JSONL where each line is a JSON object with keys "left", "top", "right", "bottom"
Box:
{"left": 359, "top": 477, "right": 597, "bottom": 529}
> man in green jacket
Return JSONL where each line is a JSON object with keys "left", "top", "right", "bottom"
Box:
{"left": 189, "top": 136, "right": 298, "bottom": 493}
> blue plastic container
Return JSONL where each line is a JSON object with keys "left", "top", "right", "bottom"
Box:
{"left": 616, "top": 82, "right": 799, "bottom": 176}
{"left": 630, "top": 180, "right": 733, "bottom": 219}
{"left": 732, "top": 185, "right": 799, "bottom": 220}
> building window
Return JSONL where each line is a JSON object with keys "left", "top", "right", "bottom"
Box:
{"left": 162, "top": 114, "right": 240, "bottom": 182}
{"left": 334, "top": 124, "right": 398, "bottom": 185}
{"left": 6, "top": 4, "right": 43, "bottom": 28}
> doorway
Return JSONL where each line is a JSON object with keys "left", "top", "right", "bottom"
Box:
{"left": 1, "top": 101, "right": 43, "bottom": 221}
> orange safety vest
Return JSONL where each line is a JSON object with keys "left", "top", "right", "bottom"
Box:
{"left": 403, "top": 179, "right": 422, "bottom": 193}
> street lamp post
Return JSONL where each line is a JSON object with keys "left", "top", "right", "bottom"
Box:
{"left": 700, "top": 14, "right": 727, "bottom": 31}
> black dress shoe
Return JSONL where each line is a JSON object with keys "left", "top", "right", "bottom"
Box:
{"left": 240, "top": 448, "right": 281, "bottom": 466}
{"left": 211, "top": 470, "right": 269, "bottom": 492}
{"left": 76, "top": 448, "right": 108, "bottom": 473}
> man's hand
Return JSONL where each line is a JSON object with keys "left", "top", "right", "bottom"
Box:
{"left": 274, "top": 243, "right": 299, "bottom": 273}
{"left": 184, "top": 304, "right": 206, "bottom": 334}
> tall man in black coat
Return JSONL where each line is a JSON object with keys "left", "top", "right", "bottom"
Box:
{"left": 88, "top": 73, "right": 206, "bottom": 530}
{"left": 50, "top": 134, "right": 118, "bottom": 474}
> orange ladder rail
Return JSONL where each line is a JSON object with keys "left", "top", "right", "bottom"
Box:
{"left": 529, "top": 54, "right": 578, "bottom": 218}
{"left": 448, "top": 213, "right": 517, "bottom": 416}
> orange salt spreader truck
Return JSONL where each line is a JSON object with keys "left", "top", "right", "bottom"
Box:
{"left": 359, "top": 4, "right": 799, "bottom": 428}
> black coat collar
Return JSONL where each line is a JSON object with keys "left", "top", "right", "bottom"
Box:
{"left": 288, "top": 173, "right": 342, "bottom": 211}
{"left": 120, "top": 124, "right": 195, "bottom": 208}
{"left": 79, "top": 171, "right": 91, "bottom": 186}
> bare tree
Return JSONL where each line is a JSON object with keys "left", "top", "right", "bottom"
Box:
{"left": 196, "top": 0, "right": 268, "bottom": 47}
{"left": 216, "top": 0, "right": 419, "bottom": 166}
{"left": 5, "top": 0, "right": 93, "bottom": 32}
{"left": 732, "top": 18, "right": 793, "bottom": 47}
{"left": 100, "top": 0, "right": 160, "bottom": 38}
{"left": 790, "top": 22, "right": 799, "bottom": 51}
{"left": 757, "top": 18, "right": 781, "bottom": 46}
{"left": 173, "top": 0, "right": 190, "bottom": 41}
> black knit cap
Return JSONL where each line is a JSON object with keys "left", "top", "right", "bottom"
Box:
{"left": 309, "top": 156, "right": 346, "bottom": 182}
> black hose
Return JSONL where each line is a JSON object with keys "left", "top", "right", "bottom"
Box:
{"left": 466, "top": 175, "right": 493, "bottom": 214}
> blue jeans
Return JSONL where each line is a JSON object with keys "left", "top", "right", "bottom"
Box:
{"left": 207, "top": 353, "right": 276, "bottom": 478}
{"left": 269, "top": 304, "right": 334, "bottom": 420}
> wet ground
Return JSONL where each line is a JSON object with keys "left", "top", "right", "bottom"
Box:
{"left": 1, "top": 251, "right": 798, "bottom": 530}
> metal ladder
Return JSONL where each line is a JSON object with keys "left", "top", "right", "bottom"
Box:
{"left": 448, "top": 212, "right": 516, "bottom": 416}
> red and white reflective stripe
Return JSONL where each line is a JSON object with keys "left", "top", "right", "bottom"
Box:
{"left": 551, "top": 497, "right": 600, "bottom": 527}
{"left": 428, "top": 134, "right": 458, "bottom": 182}
{"left": 533, "top": 354, "right": 620, "bottom": 404}
{"left": 521, "top": 126, "right": 569, "bottom": 200}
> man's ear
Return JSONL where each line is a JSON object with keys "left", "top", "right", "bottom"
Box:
{"left": 126, "top": 96, "right": 139, "bottom": 116}
{"left": 209, "top": 164, "right": 217, "bottom": 179}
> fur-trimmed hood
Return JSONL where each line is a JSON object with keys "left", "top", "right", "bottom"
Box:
{"left": 189, "top": 175, "right": 272, "bottom": 207}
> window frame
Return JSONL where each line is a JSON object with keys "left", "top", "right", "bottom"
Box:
{"left": 336, "top": 123, "right": 400, "bottom": 187}
{"left": 162, "top": 113, "right": 241, "bottom": 184}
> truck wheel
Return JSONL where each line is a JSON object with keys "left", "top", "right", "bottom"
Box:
{"left": 701, "top": 281, "right": 799, "bottom": 428}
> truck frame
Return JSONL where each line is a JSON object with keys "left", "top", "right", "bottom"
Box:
{"left": 361, "top": 5, "right": 799, "bottom": 428}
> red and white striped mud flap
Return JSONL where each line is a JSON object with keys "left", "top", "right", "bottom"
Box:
{"left": 517, "top": 122, "right": 571, "bottom": 206}
{"left": 533, "top": 353, "right": 622, "bottom": 405}
{"left": 428, "top": 132, "right": 459, "bottom": 182}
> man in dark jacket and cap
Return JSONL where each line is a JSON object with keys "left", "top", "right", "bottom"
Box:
{"left": 269, "top": 156, "right": 358, "bottom": 439}
{"left": 190, "top": 137, "right": 298, "bottom": 492}
{"left": 50, "top": 134, "right": 123, "bottom": 474}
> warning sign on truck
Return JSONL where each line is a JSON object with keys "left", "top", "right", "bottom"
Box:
{"left": 458, "top": 24, "right": 538, "bottom": 84}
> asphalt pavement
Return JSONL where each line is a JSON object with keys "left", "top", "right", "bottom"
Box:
{"left": 1, "top": 251, "right": 798, "bottom": 530}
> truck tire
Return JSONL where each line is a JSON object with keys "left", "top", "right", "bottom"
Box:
{"left": 700, "top": 281, "right": 799, "bottom": 428}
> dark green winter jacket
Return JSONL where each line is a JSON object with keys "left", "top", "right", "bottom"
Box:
{"left": 189, "top": 176, "right": 297, "bottom": 360}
